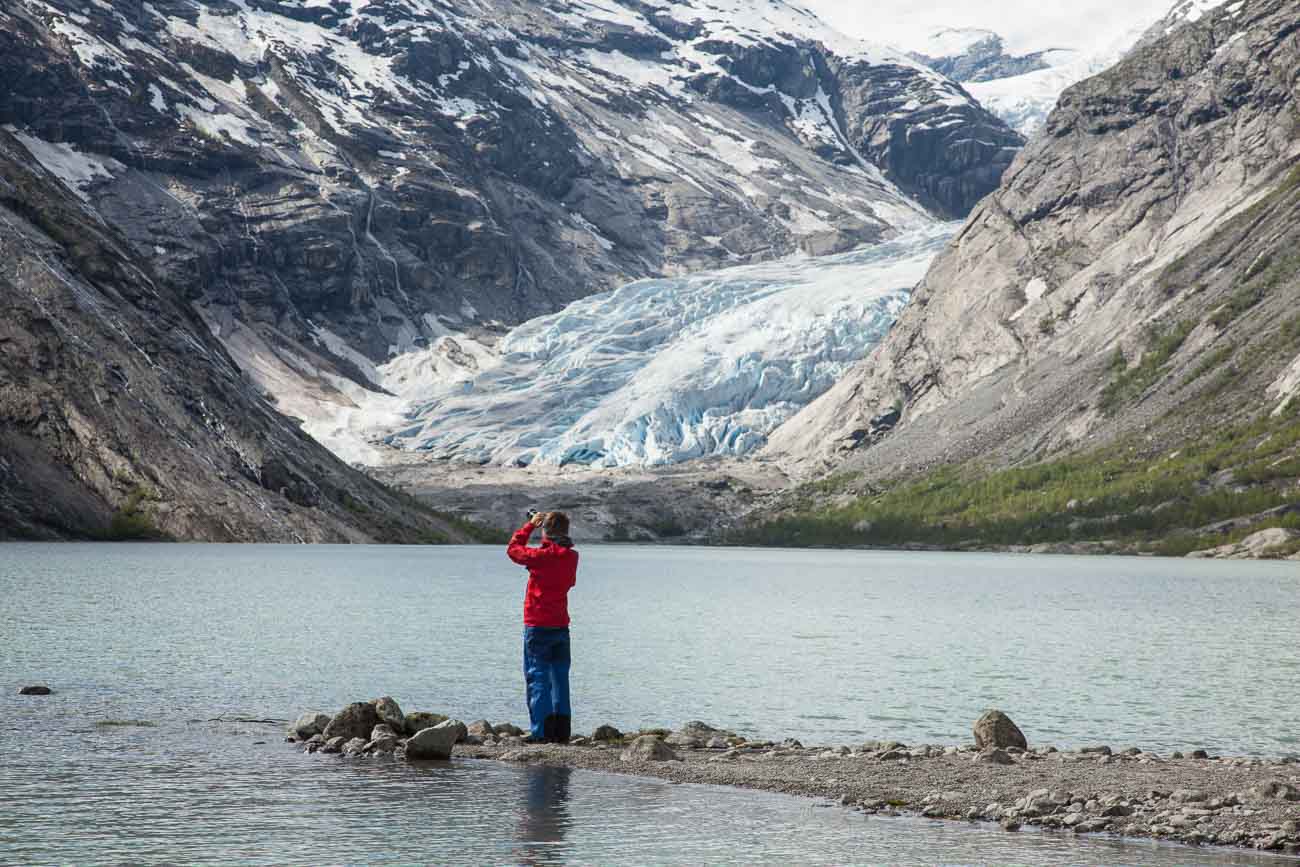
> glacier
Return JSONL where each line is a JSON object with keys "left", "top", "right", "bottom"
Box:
{"left": 350, "top": 223, "right": 958, "bottom": 468}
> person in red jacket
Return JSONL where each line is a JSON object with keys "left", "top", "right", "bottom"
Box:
{"left": 507, "top": 510, "right": 578, "bottom": 743}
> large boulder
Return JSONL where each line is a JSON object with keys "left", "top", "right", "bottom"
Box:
{"left": 342, "top": 737, "right": 368, "bottom": 756}
{"left": 322, "top": 702, "right": 381, "bottom": 741}
{"left": 1187, "top": 527, "right": 1300, "bottom": 559}
{"left": 438, "top": 719, "right": 469, "bottom": 744}
{"left": 973, "top": 710, "right": 1027, "bottom": 750}
{"left": 404, "top": 711, "right": 448, "bottom": 735}
{"left": 406, "top": 721, "right": 462, "bottom": 760}
{"left": 371, "top": 697, "right": 405, "bottom": 732}
{"left": 592, "top": 724, "right": 623, "bottom": 741}
{"left": 289, "top": 712, "right": 332, "bottom": 740}
{"left": 621, "top": 735, "right": 680, "bottom": 763}
{"left": 467, "top": 719, "right": 495, "bottom": 738}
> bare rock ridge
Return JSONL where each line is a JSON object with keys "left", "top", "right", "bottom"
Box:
{"left": 767, "top": 0, "right": 1300, "bottom": 478}
{"left": 0, "top": 127, "right": 469, "bottom": 541}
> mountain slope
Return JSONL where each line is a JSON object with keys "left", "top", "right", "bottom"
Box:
{"left": 0, "top": 127, "right": 472, "bottom": 542}
{"left": 1, "top": 0, "right": 1022, "bottom": 469}
{"left": 767, "top": 0, "right": 1300, "bottom": 482}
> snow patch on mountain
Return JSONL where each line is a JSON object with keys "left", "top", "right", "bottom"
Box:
{"left": 6, "top": 128, "right": 125, "bottom": 201}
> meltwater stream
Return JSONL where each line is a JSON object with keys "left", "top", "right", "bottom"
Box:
{"left": 3, "top": 543, "right": 1298, "bottom": 865}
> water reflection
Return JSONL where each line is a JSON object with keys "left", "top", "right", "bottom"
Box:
{"left": 512, "top": 766, "right": 572, "bottom": 866}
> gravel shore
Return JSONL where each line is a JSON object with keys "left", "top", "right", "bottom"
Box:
{"left": 459, "top": 735, "right": 1300, "bottom": 857}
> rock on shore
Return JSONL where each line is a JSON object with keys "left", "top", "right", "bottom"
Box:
{"left": 1188, "top": 528, "right": 1300, "bottom": 560}
{"left": 973, "top": 709, "right": 1028, "bottom": 750}
{"left": 322, "top": 703, "right": 381, "bottom": 742}
{"left": 285, "top": 705, "right": 1300, "bottom": 855}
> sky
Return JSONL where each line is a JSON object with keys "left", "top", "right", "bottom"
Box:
{"left": 799, "top": 0, "right": 1178, "bottom": 54}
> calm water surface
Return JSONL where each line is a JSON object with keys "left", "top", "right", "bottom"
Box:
{"left": 2, "top": 543, "right": 1298, "bottom": 865}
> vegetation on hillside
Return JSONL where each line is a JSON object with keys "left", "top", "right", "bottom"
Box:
{"left": 735, "top": 404, "right": 1300, "bottom": 556}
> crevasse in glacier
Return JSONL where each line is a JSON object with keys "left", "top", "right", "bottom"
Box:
{"left": 376, "top": 223, "right": 957, "bottom": 467}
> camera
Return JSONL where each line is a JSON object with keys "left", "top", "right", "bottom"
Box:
{"left": 527, "top": 508, "right": 539, "bottom": 519}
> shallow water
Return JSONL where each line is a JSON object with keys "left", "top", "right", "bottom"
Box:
{"left": 3, "top": 543, "right": 1298, "bottom": 865}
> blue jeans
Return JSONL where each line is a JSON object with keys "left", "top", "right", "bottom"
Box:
{"left": 523, "top": 627, "right": 571, "bottom": 742}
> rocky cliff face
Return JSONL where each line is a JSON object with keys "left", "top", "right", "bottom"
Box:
{"left": 1, "top": 0, "right": 1020, "bottom": 459}
{"left": 0, "top": 127, "right": 471, "bottom": 541}
{"left": 768, "top": 0, "right": 1300, "bottom": 478}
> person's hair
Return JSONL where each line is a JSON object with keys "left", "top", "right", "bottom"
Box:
{"left": 543, "top": 511, "right": 570, "bottom": 537}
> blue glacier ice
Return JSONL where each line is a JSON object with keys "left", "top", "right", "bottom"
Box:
{"left": 380, "top": 223, "right": 957, "bottom": 467}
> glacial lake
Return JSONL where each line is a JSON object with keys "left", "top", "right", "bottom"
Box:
{"left": 3, "top": 543, "right": 1298, "bottom": 865}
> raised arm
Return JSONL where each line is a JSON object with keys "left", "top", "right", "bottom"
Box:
{"left": 507, "top": 513, "right": 547, "bottom": 565}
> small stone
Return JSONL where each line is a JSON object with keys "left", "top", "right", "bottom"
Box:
{"left": 467, "top": 720, "right": 495, "bottom": 738}
{"left": 973, "top": 710, "right": 1028, "bottom": 750}
{"left": 879, "top": 749, "right": 908, "bottom": 761}
{"left": 1001, "top": 818, "right": 1022, "bottom": 832}
{"left": 1249, "top": 781, "right": 1300, "bottom": 802}
{"left": 666, "top": 731, "right": 703, "bottom": 748}
{"left": 621, "top": 735, "right": 679, "bottom": 763}
{"left": 493, "top": 723, "right": 524, "bottom": 737}
{"left": 591, "top": 724, "right": 622, "bottom": 741}
{"left": 679, "top": 721, "right": 720, "bottom": 737}
{"left": 364, "top": 735, "right": 398, "bottom": 754}
{"left": 371, "top": 696, "right": 405, "bottom": 732}
{"left": 342, "top": 737, "right": 367, "bottom": 756}
{"left": 371, "top": 724, "right": 398, "bottom": 741}
{"left": 1189, "top": 749, "right": 1209, "bottom": 759}
{"left": 1170, "top": 751, "right": 1184, "bottom": 759}
{"left": 321, "top": 736, "right": 346, "bottom": 754}
{"left": 18, "top": 685, "right": 52, "bottom": 696}
{"left": 1171, "top": 789, "right": 1208, "bottom": 804}
{"left": 706, "top": 736, "right": 730, "bottom": 750}
{"left": 1101, "top": 804, "right": 1134, "bottom": 817}
{"left": 1079, "top": 745, "right": 1112, "bottom": 756}
{"left": 289, "top": 712, "right": 332, "bottom": 740}
{"left": 570, "top": 736, "right": 589, "bottom": 746}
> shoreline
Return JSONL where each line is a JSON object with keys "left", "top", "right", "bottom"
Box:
{"left": 453, "top": 737, "right": 1300, "bottom": 857}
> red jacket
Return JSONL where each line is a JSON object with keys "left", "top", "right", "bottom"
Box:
{"left": 507, "top": 523, "right": 578, "bottom": 627}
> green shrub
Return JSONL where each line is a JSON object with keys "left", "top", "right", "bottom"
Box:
{"left": 1099, "top": 321, "right": 1194, "bottom": 414}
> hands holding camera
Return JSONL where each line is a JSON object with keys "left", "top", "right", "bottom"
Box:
{"left": 527, "top": 509, "right": 548, "bottom": 528}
